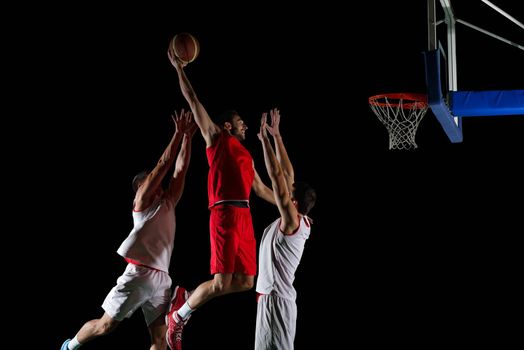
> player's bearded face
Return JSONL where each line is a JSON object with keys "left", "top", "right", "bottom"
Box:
{"left": 231, "top": 118, "right": 247, "bottom": 140}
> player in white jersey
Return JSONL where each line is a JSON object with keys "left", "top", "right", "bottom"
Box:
{"left": 255, "top": 108, "right": 317, "bottom": 350}
{"left": 60, "top": 110, "right": 197, "bottom": 350}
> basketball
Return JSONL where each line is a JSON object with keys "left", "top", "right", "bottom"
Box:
{"left": 170, "top": 33, "right": 200, "bottom": 64}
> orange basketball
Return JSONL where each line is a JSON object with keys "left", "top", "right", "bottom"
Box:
{"left": 170, "top": 33, "right": 200, "bottom": 64}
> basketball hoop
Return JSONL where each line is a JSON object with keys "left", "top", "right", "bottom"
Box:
{"left": 369, "top": 93, "right": 428, "bottom": 150}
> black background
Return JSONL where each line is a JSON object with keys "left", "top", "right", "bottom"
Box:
{"left": 27, "top": 1, "right": 522, "bottom": 349}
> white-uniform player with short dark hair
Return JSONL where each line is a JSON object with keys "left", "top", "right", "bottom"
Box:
{"left": 255, "top": 109, "right": 317, "bottom": 350}
{"left": 60, "top": 111, "right": 197, "bottom": 350}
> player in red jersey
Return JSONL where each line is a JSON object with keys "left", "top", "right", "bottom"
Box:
{"left": 166, "top": 47, "right": 275, "bottom": 349}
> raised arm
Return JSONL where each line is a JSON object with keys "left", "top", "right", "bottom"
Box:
{"left": 265, "top": 108, "right": 294, "bottom": 192}
{"left": 134, "top": 110, "right": 187, "bottom": 211}
{"left": 252, "top": 166, "right": 276, "bottom": 205}
{"left": 167, "top": 112, "right": 198, "bottom": 206}
{"left": 257, "top": 113, "right": 298, "bottom": 234}
{"left": 168, "top": 48, "right": 221, "bottom": 147}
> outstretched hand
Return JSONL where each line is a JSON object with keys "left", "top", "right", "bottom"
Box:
{"left": 172, "top": 109, "right": 196, "bottom": 136}
{"left": 265, "top": 108, "right": 281, "bottom": 137}
{"left": 257, "top": 112, "right": 269, "bottom": 141}
{"left": 168, "top": 45, "right": 187, "bottom": 69}
{"left": 187, "top": 121, "right": 198, "bottom": 138}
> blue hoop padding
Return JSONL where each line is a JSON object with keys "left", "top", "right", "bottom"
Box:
{"left": 423, "top": 50, "right": 463, "bottom": 143}
{"left": 451, "top": 90, "right": 524, "bottom": 116}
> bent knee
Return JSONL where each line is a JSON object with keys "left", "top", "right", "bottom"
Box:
{"left": 211, "top": 280, "right": 229, "bottom": 294}
{"left": 234, "top": 278, "right": 254, "bottom": 291}
{"left": 241, "top": 279, "right": 254, "bottom": 291}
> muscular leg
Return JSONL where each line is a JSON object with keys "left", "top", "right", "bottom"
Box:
{"left": 186, "top": 272, "right": 254, "bottom": 309}
{"left": 148, "top": 314, "right": 167, "bottom": 350}
{"left": 75, "top": 312, "right": 120, "bottom": 344}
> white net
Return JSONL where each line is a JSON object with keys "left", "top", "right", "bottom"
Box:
{"left": 369, "top": 93, "right": 428, "bottom": 150}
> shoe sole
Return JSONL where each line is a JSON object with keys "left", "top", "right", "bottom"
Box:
{"left": 166, "top": 286, "right": 181, "bottom": 324}
{"left": 166, "top": 286, "right": 190, "bottom": 349}
{"left": 165, "top": 286, "right": 190, "bottom": 326}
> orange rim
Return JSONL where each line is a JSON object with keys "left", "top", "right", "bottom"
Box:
{"left": 369, "top": 93, "right": 428, "bottom": 109}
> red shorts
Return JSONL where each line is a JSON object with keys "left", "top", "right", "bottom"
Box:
{"left": 209, "top": 204, "right": 256, "bottom": 275}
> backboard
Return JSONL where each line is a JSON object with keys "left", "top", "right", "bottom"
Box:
{"left": 424, "top": 0, "right": 524, "bottom": 143}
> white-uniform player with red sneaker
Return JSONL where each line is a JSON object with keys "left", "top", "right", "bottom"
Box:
{"left": 60, "top": 111, "right": 197, "bottom": 350}
{"left": 255, "top": 109, "right": 317, "bottom": 350}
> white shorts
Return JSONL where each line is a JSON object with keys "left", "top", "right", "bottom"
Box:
{"left": 102, "top": 263, "right": 172, "bottom": 326}
{"left": 255, "top": 294, "right": 297, "bottom": 350}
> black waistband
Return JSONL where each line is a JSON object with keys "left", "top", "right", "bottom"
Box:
{"left": 214, "top": 200, "right": 250, "bottom": 208}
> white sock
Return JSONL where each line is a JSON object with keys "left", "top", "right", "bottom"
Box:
{"left": 68, "top": 336, "right": 82, "bottom": 350}
{"left": 177, "top": 301, "right": 194, "bottom": 320}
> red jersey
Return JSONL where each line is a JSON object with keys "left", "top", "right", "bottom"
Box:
{"left": 206, "top": 131, "right": 255, "bottom": 207}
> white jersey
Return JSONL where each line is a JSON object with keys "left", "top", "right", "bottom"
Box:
{"left": 117, "top": 197, "right": 176, "bottom": 272}
{"left": 256, "top": 216, "right": 311, "bottom": 301}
